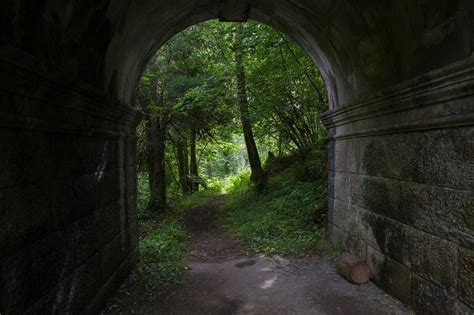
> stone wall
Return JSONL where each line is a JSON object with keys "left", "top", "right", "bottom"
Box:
{"left": 0, "top": 48, "right": 141, "bottom": 314}
{"left": 323, "top": 57, "right": 474, "bottom": 314}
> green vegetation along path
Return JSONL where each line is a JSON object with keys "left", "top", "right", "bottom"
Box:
{"left": 103, "top": 197, "right": 412, "bottom": 314}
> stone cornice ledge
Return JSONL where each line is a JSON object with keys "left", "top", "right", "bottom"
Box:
{"left": 321, "top": 56, "right": 474, "bottom": 138}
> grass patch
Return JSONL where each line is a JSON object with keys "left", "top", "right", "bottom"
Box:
{"left": 137, "top": 172, "right": 151, "bottom": 220}
{"left": 219, "top": 148, "right": 328, "bottom": 255}
{"left": 136, "top": 174, "right": 223, "bottom": 294}
{"left": 136, "top": 173, "right": 191, "bottom": 293}
{"left": 139, "top": 219, "right": 189, "bottom": 293}
{"left": 173, "top": 188, "right": 221, "bottom": 212}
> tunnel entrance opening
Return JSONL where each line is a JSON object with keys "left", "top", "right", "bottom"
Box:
{"left": 99, "top": 20, "right": 414, "bottom": 314}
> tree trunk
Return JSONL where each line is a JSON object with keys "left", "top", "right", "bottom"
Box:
{"left": 145, "top": 118, "right": 155, "bottom": 193}
{"left": 234, "top": 23, "right": 265, "bottom": 188}
{"left": 336, "top": 252, "right": 371, "bottom": 284}
{"left": 148, "top": 114, "right": 168, "bottom": 212}
{"left": 176, "top": 140, "right": 190, "bottom": 194}
{"left": 190, "top": 126, "right": 199, "bottom": 192}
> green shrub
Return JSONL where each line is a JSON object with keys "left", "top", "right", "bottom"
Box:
{"left": 225, "top": 170, "right": 251, "bottom": 193}
{"left": 219, "top": 156, "right": 328, "bottom": 255}
{"left": 137, "top": 172, "right": 151, "bottom": 219}
{"left": 139, "top": 220, "right": 189, "bottom": 292}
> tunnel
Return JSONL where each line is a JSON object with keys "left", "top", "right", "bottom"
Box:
{"left": 0, "top": 0, "right": 473, "bottom": 313}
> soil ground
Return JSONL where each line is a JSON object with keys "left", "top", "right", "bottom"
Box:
{"left": 103, "top": 197, "right": 413, "bottom": 314}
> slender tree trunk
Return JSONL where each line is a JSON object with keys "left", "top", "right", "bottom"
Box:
{"left": 183, "top": 141, "right": 191, "bottom": 192}
{"left": 148, "top": 114, "right": 168, "bottom": 211}
{"left": 190, "top": 126, "right": 199, "bottom": 192}
{"left": 176, "top": 140, "right": 190, "bottom": 194}
{"left": 235, "top": 23, "right": 265, "bottom": 188}
{"left": 145, "top": 118, "right": 155, "bottom": 193}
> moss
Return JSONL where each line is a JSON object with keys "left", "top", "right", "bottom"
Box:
{"left": 362, "top": 140, "right": 389, "bottom": 177}
{"left": 362, "top": 178, "right": 395, "bottom": 216}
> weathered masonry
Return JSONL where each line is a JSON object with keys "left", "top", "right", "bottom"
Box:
{"left": 0, "top": 1, "right": 473, "bottom": 314}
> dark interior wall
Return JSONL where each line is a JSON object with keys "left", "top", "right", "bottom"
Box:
{"left": 0, "top": 48, "right": 140, "bottom": 313}
{"left": 0, "top": 0, "right": 473, "bottom": 313}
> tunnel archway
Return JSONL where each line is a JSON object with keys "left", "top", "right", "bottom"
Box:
{"left": 99, "top": 1, "right": 473, "bottom": 109}
{"left": 1, "top": 1, "right": 473, "bottom": 314}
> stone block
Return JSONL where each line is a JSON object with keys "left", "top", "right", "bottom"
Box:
{"left": 359, "top": 133, "right": 427, "bottom": 182}
{"left": 96, "top": 199, "right": 121, "bottom": 246}
{"left": 329, "top": 172, "right": 350, "bottom": 202}
{"left": 126, "top": 166, "right": 138, "bottom": 197}
{"left": 53, "top": 254, "right": 101, "bottom": 314}
{"left": 357, "top": 207, "right": 409, "bottom": 266}
{"left": 125, "top": 136, "right": 138, "bottom": 167}
{"left": 406, "top": 229, "right": 458, "bottom": 291}
{"left": 125, "top": 167, "right": 138, "bottom": 253}
{"left": 455, "top": 301, "right": 474, "bottom": 315}
{"left": 100, "top": 236, "right": 122, "bottom": 284}
{"left": 345, "top": 139, "right": 360, "bottom": 174}
{"left": 328, "top": 224, "right": 348, "bottom": 248}
{"left": 400, "top": 182, "right": 474, "bottom": 248}
{"left": 72, "top": 174, "right": 97, "bottom": 221}
{"left": 358, "top": 206, "right": 459, "bottom": 291}
{"left": 417, "top": 128, "right": 474, "bottom": 191}
{"left": 350, "top": 175, "right": 404, "bottom": 222}
{"left": 411, "top": 276, "right": 457, "bottom": 314}
{"left": 97, "top": 169, "right": 121, "bottom": 210}
{"left": 0, "top": 259, "right": 4, "bottom": 313}
{"left": 2, "top": 230, "right": 75, "bottom": 313}
{"left": 328, "top": 140, "right": 349, "bottom": 172}
{"left": 359, "top": 137, "right": 400, "bottom": 179}
{"left": 74, "top": 138, "right": 115, "bottom": 177}
{"left": 74, "top": 215, "right": 100, "bottom": 266}
{"left": 51, "top": 179, "right": 74, "bottom": 230}
{"left": 0, "top": 130, "right": 50, "bottom": 187}
{"left": 23, "top": 293, "right": 56, "bottom": 315}
{"left": 85, "top": 253, "right": 135, "bottom": 314}
{"left": 329, "top": 198, "right": 352, "bottom": 230}
{"left": 327, "top": 198, "right": 335, "bottom": 226}
{"left": 1, "top": 184, "right": 52, "bottom": 256}
{"left": 367, "top": 246, "right": 411, "bottom": 305}
{"left": 327, "top": 141, "right": 336, "bottom": 172}
{"left": 0, "top": 190, "right": 6, "bottom": 250}
{"left": 85, "top": 269, "right": 119, "bottom": 315}
{"left": 459, "top": 246, "right": 474, "bottom": 308}
{"left": 90, "top": 138, "right": 121, "bottom": 172}
{"left": 0, "top": 129, "right": 114, "bottom": 188}
{"left": 351, "top": 128, "right": 474, "bottom": 191}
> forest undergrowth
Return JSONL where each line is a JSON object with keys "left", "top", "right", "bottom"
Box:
{"left": 136, "top": 146, "right": 330, "bottom": 294}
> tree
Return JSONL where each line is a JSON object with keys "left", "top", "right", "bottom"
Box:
{"left": 234, "top": 23, "right": 265, "bottom": 188}
{"left": 137, "top": 64, "right": 170, "bottom": 211}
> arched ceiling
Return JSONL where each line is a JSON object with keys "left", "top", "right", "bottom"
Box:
{"left": 2, "top": 0, "right": 473, "bottom": 108}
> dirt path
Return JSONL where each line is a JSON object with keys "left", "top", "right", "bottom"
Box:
{"left": 103, "top": 197, "right": 412, "bottom": 314}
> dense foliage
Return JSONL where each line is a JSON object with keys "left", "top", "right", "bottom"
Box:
{"left": 139, "top": 220, "right": 189, "bottom": 292}
{"left": 136, "top": 20, "right": 328, "bottom": 210}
